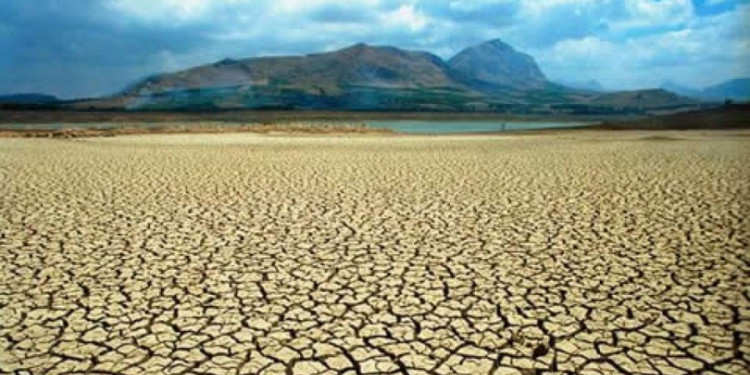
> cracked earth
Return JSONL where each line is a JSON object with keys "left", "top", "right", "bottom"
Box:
{"left": 1, "top": 131, "right": 748, "bottom": 375}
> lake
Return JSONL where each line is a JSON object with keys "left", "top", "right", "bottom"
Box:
{"left": 365, "top": 120, "right": 594, "bottom": 134}
{"left": 0, "top": 120, "right": 595, "bottom": 134}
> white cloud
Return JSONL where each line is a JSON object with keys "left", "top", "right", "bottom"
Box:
{"left": 107, "top": 0, "right": 215, "bottom": 22}
{"left": 383, "top": 4, "right": 428, "bottom": 31}
{"left": 534, "top": 3, "right": 750, "bottom": 89}
{"left": 616, "top": 0, "right": 694, "bottom": 29}
{"left": 513, "top": 0, "right": 694, "bottom": 36}
{"left": 448, "top": 0, "right": 515, "bottom": 12}
{"left": 273, "top": 0, "right": 381, "bottom": 13}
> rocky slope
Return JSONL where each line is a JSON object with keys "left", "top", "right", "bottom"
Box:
{"left": 448, "top": 39, "right": 549, "bottom": 90}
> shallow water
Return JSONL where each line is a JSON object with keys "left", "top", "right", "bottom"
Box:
{"left": 365, "top": 120, "right": 594, "bottom": 133}
{"left": 0, "top": 120, "right": 594, "bottom": 133}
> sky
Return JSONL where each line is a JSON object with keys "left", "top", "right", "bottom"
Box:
{"left": 1, "top": 0, "right": 748, "bottom": 99}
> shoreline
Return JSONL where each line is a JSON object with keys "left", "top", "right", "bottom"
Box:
{"left": 1, "top": 104, "right": 746, "bottom": 138}
{"left": 0, "top": 122, "right": 396, "bottom": 138}
{"left": 0, "top": 108, "right": 641, "bottom": 125}
{"left": 3, "top": 125, "right": 749, "bottom": 140}
{"left": 0, "top": 119, "right": 599, "bottom": 139}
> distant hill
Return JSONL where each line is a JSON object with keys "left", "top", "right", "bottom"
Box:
{"left": 0, "top": 93, "right": 58, "bottom": 104}
{"left": 588, "top": 89, "right": 696, "bottom": 109}
{"left": 660, "top": 81, "right": 702, "bottom": 98}
{"left": 599, "top": 103, "right": 750, "bottom": 129}
{"left": 702, "top": 78, "right": 750, "bottom": 101}
{"left": 447, "top": 39, "right": 549, "bottom": 90}
{"left": 660, "top": 78, "right": 750, "bottom": 101}
{"left": 557, "top": 79, "right": 606, "bottom": 92}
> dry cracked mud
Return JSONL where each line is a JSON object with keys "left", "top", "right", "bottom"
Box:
{"left": 1, "top": 131, "right": 748, "bottom": 375}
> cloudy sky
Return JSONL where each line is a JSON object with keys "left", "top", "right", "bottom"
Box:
{"left": 1, "top": 0, "right": 748, "bottom": 98}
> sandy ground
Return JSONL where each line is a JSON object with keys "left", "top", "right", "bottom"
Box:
{"left": 1, "top": 131, "right": 748, "bottom": 375}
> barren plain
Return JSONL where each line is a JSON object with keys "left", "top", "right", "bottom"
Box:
{"left": 1, "top": 131, "right": 748, "bottom": 375}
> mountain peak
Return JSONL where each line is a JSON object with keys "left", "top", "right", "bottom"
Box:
{"left": 334, "top": 43, "right": 417, "bottom": 58}
{"left": 448, "top": 38, "right": 548, "bottom": 90}
{"left": 341, "top": 42, "right": 371, "bottom": 51}
{"left": 213, "top": 58, "right": 238, "bottom": 66}
{"left": 330, "top": 43, "right": 401, "bottom": 59}
{"left": 480, "top": 39, "right": 517, "bottom": 52}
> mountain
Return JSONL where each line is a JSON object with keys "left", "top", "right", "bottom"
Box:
{"left": 80, "top": 40, "right": 564, "bottom": 111}
{"left": 558, "top": 79, "right": 606, "bottom": 92}
{"left": 448, "top": 39, "right": 549, "bottom": 90}
{"left": 94, "top": 43, "right": 480, "bottom": 111}
{"left": 0, "top": 93, "right": 58, "bottom": 104}
{"left": 660, "top": 81, "right": 702, "bottom": 98}
{"left": 587, "top": 89, "right": 696, "bottom": 109}
{"left": 73, "top": 39, "right": 698, "bottom": 113}
{"left": 660, "top": 78, "right": 750, "bottom": 101}
{"left": 701, "top": 78, "right": 750, "bottom": 101}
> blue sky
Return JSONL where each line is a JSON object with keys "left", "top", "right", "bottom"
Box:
{"left": 1, "top": 0, "right": 748, "bottom": 98}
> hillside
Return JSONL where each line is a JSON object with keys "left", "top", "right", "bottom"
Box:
{"left": 660, "top": 78, "right": 750, "bottom": 101}
{"left": 588, "top": 89, "right": 696, "bottom": 110}
{"left": 125, "top": 44, "right": 462, "bottom": 97}
{"left": 702, "top": 78, "right": 750, "bottom": 101}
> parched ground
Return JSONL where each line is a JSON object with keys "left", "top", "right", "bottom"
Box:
{"left": 0, "top": 131, "right": 748, "bottom": 375}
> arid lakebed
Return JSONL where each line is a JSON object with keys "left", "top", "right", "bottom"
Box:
{"left": 1, "top": 131, "right": 748, "bottom": 374}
